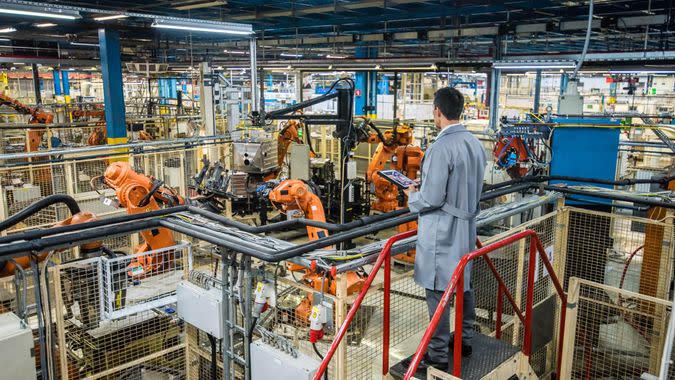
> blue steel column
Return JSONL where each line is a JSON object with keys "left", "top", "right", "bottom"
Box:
{"left": 52, "top": 69, "right": 62, "bottom": 96}
{"left": 354, "top": 47, "right": 377, "bottom": 117}
{"left": 98, "top": 28, "right": 127, "bottom": 145}
{"left": 61, "top": 71, "right": 70, "bottom": 102}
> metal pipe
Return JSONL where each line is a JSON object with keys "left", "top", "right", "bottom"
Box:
{"left": 250, "top": 38, "right": 258, "bottom": 112}
{"left": 482, "top": 174, "right": 673, "bottom": 191}
{"left": 0, "top": 206, "right": 188, "bottom": 244}
{"left": 0, "top": 135, "right": 230, "bottom": 160}
{"left": 187, "top": 205, "right": 409, "bottom": 233}
{"left": 163, "top": 219, "right": 277, "bottom": 254}
{"left": 542, "top": 185, "right": 675, "bottom": 208}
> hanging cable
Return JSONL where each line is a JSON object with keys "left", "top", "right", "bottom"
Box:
{"left": 573, "top": 0, "right": 594, "bottom": 78}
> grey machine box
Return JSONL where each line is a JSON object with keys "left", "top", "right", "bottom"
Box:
{"left": 232, "top": 141, "right": 279, "bottom": 174}
{"left": 0, "top": 312, "right": 37, "bottom": 380}
{"left": 251, "top": 339, "right": 320, "bottom": 380}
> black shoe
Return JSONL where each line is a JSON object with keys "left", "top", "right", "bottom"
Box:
{"left": 449, "top": 335, "right": 473, "bottom": 357}
{"left": 402, "top": 353, "right": 448, "bottom": 373}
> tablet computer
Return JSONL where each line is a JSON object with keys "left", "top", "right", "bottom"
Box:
{"left": 377, "top": 169, "right": 418, "bottom": 189}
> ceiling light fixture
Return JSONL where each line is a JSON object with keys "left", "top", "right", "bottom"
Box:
{"left": 0, "top": 6, "right": 80, "bottom": 20}
{"left": 326, "top": 54, "right": 347, "bottom": 59}
{"left": 280, "top": 52, "right": 303, "bottom": 58}
{"left": 35, "top": 23, "right": 57, "bottom": 28}
{"left": 94, "top": 14, "right": 128, "bottom": 21}
{"left": 0, "top": 28, "right": 17, "bottom": 33}
{"left": 493, "top": 60, "right": 577, "bottom": 70}
{"left": 223, "top": 49, "right": 247, "bottom": 54}
{"left": 70, "top": 42, "right": 100, "bottom": 47}
{"left": 152, "top": 19, "right": 253, "bottom": 36}
{"left": 174, "top": 1, "right": 227, "bottom": 11}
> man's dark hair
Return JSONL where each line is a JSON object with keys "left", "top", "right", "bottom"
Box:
{"left": 433, "top": 87, "right": 464, "bottom": 120}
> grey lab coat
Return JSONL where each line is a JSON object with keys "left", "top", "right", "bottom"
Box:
{"left": 408, "top": 124, "right": 487, "bottom": 291}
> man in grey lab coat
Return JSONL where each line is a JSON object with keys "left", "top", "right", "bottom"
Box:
{"left": 403, "top": 88, "right": 486, "bottom": 371}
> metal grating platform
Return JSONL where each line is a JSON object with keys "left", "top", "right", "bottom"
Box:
{"left": 390, "top": 333, "right": 521, "bottom": 380}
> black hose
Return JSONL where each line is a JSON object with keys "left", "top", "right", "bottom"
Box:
{"left": 207, "top": 334, "right": 218, "bottom": 380}
{"left": 139, "top": 180, "right": 163, "bottom": 207}
{"left": 0, "top": 194, "right": 81, "bottom": 232}
{"left": 304, "top": 122, "right": 316, "bottom": 155}
{"left": 248, "top": 317, "right": 257, "bottom": 344}
{"left": 312, "top": 343, "right": 329, "bottom": 380}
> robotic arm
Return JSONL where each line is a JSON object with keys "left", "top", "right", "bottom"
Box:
{"left": 268, "top": 179, "right": 328, "bottom": 241}
{"left": 365, "top": 123, "right": 423, "bottom": 212}
{"left": 0, "top": 93, "right": 54, "bottom": 152}
{"left": 102, "top": 162, "right": 185, "bottom": 276}
{"left": 267, "top": 179, "right": 364, "bottom": 326}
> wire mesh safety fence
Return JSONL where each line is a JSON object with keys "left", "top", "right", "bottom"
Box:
{"left": 49, "top": 244, "right": 188, "bottom": 380}
{"left": 561, "top": 278, "right": 672, "bottom": 380}
{"left": 0, "top": 142, "right": 222, "bottom": 234}
{"left": 100, "top": 242, "right": 190, "bottom": 320}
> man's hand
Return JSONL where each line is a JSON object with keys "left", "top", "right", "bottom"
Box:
{"left": 403, "top": 184, "right": 418, "bottom": 198}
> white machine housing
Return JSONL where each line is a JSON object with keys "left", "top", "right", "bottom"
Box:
{"left": 251, "top": 339, "right": 320, "bottom": 380}
{"left": 0, "top": 312, "right": 37, "bottom": 380}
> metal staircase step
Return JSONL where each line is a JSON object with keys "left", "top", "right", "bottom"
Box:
{"left": 389, "top": 333, "right": 521, "bottom": 380}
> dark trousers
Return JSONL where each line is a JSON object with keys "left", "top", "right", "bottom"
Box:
{"left": 424, "top": 288, "right": 476, "bottom": 362}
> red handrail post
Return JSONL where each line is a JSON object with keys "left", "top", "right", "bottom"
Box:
{"left": 313, "top": 229, "right": 416, "bottom": 380}
{"left": 523, "top": 238, "right": 537, "bottom": 358}
{"left": 495, "top": 285, "right": 503, "bottom": 339}
{"left": 453, "top": 274, "right": 464, "bottom": 378}
{"left": 382, "top": 250, "right": 392, "bottom": 376}
{"left": 533, "top": 238, "right": 568, "bottom": 376}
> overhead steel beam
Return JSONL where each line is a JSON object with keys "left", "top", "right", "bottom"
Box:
{"left": 230, "top": 0, "right": 431, "bottom": 21}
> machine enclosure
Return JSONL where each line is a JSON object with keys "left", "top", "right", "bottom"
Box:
{"left": 176, "top": 281, "right": 224, "bottom": 339}
{"left": 232, "top": 141, "right": 279, "bottom": 174}
{"left": 251, "top": 339, "right": 320, "bottom": 380}
{"left": 0, "top": 312, "right": 37, "bottom": 380}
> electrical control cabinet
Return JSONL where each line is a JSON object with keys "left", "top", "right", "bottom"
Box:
{"left": 251, "top": 339, "right": 320, "bottom": 380}
{"left": 0, "top": 312, "right": 36, "bottom": 380}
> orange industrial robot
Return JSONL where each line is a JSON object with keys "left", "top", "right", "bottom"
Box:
{"left": 0, "top": 93, "right": 53, "bottom": 152}
{"left": 366, "top": 123, "right": 423, "bottom": 263}
{"left": 268, "top": 179, "right": 364, "bottom": 323}
{"left": 0, "top": 209, "right": 100, "bottom": 277}
{"left": 101, "top": 161, "right": 185, "bottom": 276}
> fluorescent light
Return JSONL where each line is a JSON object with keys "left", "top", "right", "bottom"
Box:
{"left": 174, "top": 1, "right": 226, "bottom": 11}
{"left": 0, "top": 8, "right": 80, "bottom": 20}
{"left": 608, "top": 70, "right": 675, "bottom": 74}
{"left": 152, "top": 20, "right": 253, "bottom": 36}
{"left": 0, "top": 28, "right": 16, "bottom": 33}
{"left": 94, "top": 14, "right": 128, "bottom": 21}
{"left": 35, "top": 23, "right": 57, "bottom": 28}
{"left": 326, "top": 54, "right": 347, "bottom": 59}
{"left": 493, "top": 61, "right": 577, "bottom": 70}
{"left": 0, "top": 38, "right": 10, "bottom": 42}
{"left": 223, "top": 49, "right": 247, "bottom": 55}
{"left": 70, "top": 42, "right": 100, "bottom": 47}
{"left": 280, "top": 52, "right": 303, "bottom": 58}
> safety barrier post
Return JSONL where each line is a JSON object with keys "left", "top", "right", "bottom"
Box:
{"left": 382, "top": 247, "right": 392, "bottom": 377}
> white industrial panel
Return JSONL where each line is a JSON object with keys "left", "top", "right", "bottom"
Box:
{"left": 176, "top": 281, "right": 224, "bottom": 339}
{"left": 0, "top": 312, "right": 36, "bottom": 380}
{"left": 251, "top": 340, "right": 320, "bottom": 380}
{"left": 289, "top": 143, "right": 311, "bottom": 180}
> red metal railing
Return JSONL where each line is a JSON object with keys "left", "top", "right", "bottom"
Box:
{"left": 313, "top": 229, "right": 417, "bottom": 380}
{"left": 403, "top": 229, "right": 568, "bottom": 379}
{"left": 314, "top": 228, "right": 567, "bottom": 380}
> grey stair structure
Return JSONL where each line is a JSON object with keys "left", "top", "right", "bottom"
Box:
{"left": 390, "top": 333, "right": 530, "bottom": 380}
